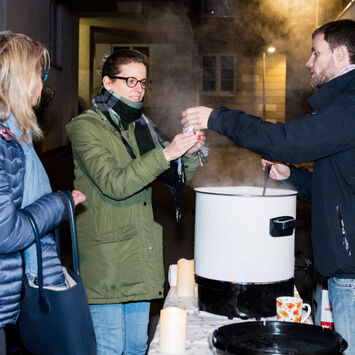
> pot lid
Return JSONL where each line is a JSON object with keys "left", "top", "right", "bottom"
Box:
{"left": 195, "top": 186, "right": 297, "bottom": 197}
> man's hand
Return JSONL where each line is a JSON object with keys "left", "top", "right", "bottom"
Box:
{"left": 181, "top": 106, "right": 212, "bottom": 131}
{"left": 261, "top": 159, "right": 290, "bottom": 180}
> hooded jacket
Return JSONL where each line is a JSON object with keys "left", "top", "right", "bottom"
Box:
{"left": 208, "top": 69, "right": 355, "bottom": 279}
{"left": 0, "top": 124, "right": 65, "bottom": 328}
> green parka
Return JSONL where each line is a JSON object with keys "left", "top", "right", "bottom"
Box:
{"left": 65, "top": 108, "right": 200, "bottom": 304}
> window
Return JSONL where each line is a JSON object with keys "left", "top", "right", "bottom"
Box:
{"left": 202, "top": 56, "right": 216, "bottom": 91}
{"left": 221, "top": 56, "right": 234, "bottom": 91}
{"left": 201, "top": 0, "right": 235, "bottom": 18}
{"left": 202, "top": 55, "right": 235, "bottom": 95}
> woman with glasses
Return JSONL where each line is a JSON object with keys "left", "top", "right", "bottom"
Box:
{"left": 0, "top": 31, "right": 85, "bottom": 352}
{"left": 66, "top": 49, "right": 205, "bottom": 354}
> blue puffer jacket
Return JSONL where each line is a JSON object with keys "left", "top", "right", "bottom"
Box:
{"left": 0, "top": 124, "right": 65, "bottom": 328}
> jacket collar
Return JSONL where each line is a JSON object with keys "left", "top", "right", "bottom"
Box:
{"left": 308, "top": 69, "right": 355, "bottom": 112}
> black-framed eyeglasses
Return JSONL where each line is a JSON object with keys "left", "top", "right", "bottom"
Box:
{"left": 108, "top": 75, "right": 152, "bottom": 89}
{"left": 41, "top": 69, "right": 49, "bottom": 83}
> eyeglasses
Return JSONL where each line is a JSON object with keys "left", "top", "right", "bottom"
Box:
{"left": 41, "top": 69, "right": 49, "bottom": 83}
{"left": 108, "top": 75, "right": 152, "bottom": 89}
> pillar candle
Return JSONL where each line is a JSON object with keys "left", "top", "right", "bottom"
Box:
{"left": 160, "top": 307, "right": 187, "bottom": 353}
{"left": 176, "top": 258, "right": 195, "bottom": 297}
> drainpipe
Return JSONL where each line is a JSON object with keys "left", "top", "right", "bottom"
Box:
{"left": 262, "top": 51, "right": 266, "bottom": 121}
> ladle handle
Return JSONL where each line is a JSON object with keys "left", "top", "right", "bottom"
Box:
{"left": 262, "top": 164, "right": 271, "bottom": 196}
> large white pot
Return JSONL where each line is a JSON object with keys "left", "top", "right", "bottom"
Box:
{"left": 194, "top": 186, "right": 299, "bottom": 283}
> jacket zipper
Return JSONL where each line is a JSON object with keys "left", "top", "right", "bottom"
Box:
{"left": 336, "top": 205, "right": 352, "bottom": 256}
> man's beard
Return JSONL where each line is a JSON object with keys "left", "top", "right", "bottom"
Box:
{"left": 310, "top": 60, "right": 336, "bottom": 89}
{"left": 311, "top": 71, "right": 331, "bottom": 89}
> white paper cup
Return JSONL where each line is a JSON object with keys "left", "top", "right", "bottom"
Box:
{"left": 168, "top": 264, "right": 178, "bottom": 287}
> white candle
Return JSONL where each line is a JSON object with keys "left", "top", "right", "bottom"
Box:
{"left": 160, "top": 307, "right": 187, "bottom": 353}
{"left": 176, "top": 258, "right": 195, "bottom": 297}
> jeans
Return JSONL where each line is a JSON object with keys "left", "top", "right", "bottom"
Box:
{"left": 89, "top": 302, "right": 150, "bottom": 355}
{"left": 328, "top": 277, "right": 355, "bottom": 355}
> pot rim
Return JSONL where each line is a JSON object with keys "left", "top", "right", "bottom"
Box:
{"left": 210, "top": 321, "right": 347, "bottom": 354}
{"left": 194, "top": 185, "right": 298, "bottom": 197}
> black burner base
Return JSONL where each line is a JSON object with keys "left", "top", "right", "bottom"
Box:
{"left": 196, "top": 275, "right": 294, "bottom": 319}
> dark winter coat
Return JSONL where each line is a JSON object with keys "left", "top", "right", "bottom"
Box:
{"left": 208, "top": 69, "right": 355, "bottom": 279}
{"left": 0, "top": 124, "right": 65, "bottom": 328}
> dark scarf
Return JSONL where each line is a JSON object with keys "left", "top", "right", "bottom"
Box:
{"left": 92, "top": 88, "right": 186, "bottom": 221}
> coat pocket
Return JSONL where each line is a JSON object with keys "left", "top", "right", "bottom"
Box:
{"left": 100, "top": 224, "right": 137, "bottom": 243}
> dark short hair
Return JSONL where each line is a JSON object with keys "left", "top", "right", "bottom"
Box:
{"left": 101, "top": 49, "right": 149, "bottom": 78}
{"left": 313, "top": 19, "right": 355, "bottom": 63}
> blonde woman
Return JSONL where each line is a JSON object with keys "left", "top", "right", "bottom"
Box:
{"left": 0, "top": 31, "right": 85, "bottom": 352}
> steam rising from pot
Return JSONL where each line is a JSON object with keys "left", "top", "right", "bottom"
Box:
{"left": 94, "top": 0, "right": 325, "bottom": 188}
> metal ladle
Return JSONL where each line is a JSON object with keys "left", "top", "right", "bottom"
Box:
{"left": 262, "top": 164, "right": 271, "bottom": 196}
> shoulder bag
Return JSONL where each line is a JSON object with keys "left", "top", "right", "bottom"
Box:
{"left": 19, "top": 190, "right": 97, "bottom": 355}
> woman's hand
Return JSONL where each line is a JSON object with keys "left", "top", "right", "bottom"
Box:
{"left": 163, "top": 132, "right": 199, "bottom": 161}
{"left": 181, "top": 106, "right": 212, "bottom": 131}
{"left": 71, "top": 190, "right": 86, "bottom": 206}
{"left": 185, "top": 131, "right": 206, "bottom": 156}
{"left": 261, "top": 159, "right": 290, "bottom": 180}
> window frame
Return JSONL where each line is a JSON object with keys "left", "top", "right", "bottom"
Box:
{"left": 201, "top": 53, "right": 236, "bottom": 96}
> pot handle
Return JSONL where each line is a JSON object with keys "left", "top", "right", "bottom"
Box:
{"left": 270, "top": 216, "right": 304, "bottom": 237}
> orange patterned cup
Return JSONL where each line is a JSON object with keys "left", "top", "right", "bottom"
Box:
{"left": 276, "top": 296, "right": 311, "bottom": 323}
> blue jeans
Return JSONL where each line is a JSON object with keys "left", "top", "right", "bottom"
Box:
{"left": 328, "top": 277, "right": 355, "bottom": 355}
{"left": 89, "top": 302, "right": 150, "bottom": 355}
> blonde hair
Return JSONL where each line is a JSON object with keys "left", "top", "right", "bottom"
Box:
{"left": 0, "top": 31, "right": 50, "bottom": 141}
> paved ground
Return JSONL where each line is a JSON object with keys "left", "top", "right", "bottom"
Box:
{"left": 37, "top": 144, "right": 315, "bottom": 343}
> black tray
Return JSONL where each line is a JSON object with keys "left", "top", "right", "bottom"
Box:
{"left": 210, "top": 321, "right": 347, "bottom": 354}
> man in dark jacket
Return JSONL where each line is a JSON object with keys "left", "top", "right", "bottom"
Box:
{"left": 181, "top": 19, "right": 355, "bottom": 354}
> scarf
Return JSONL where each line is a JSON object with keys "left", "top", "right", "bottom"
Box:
{"left": 92, "top": 88, "right": 186, "bottom": 221}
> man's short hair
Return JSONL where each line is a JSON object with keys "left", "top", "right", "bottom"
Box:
{"left": 313, "top": 19, "right": 355, "bottom": 63}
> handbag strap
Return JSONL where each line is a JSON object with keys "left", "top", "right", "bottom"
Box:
{"left": 60, "top": 190, "right": 80, "bottom": 276}
{"left": 21, "top": 191, "right": 81, "bottom": 313}
{"left": 22, "top": 209, "right": 50, "bottom": 313}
